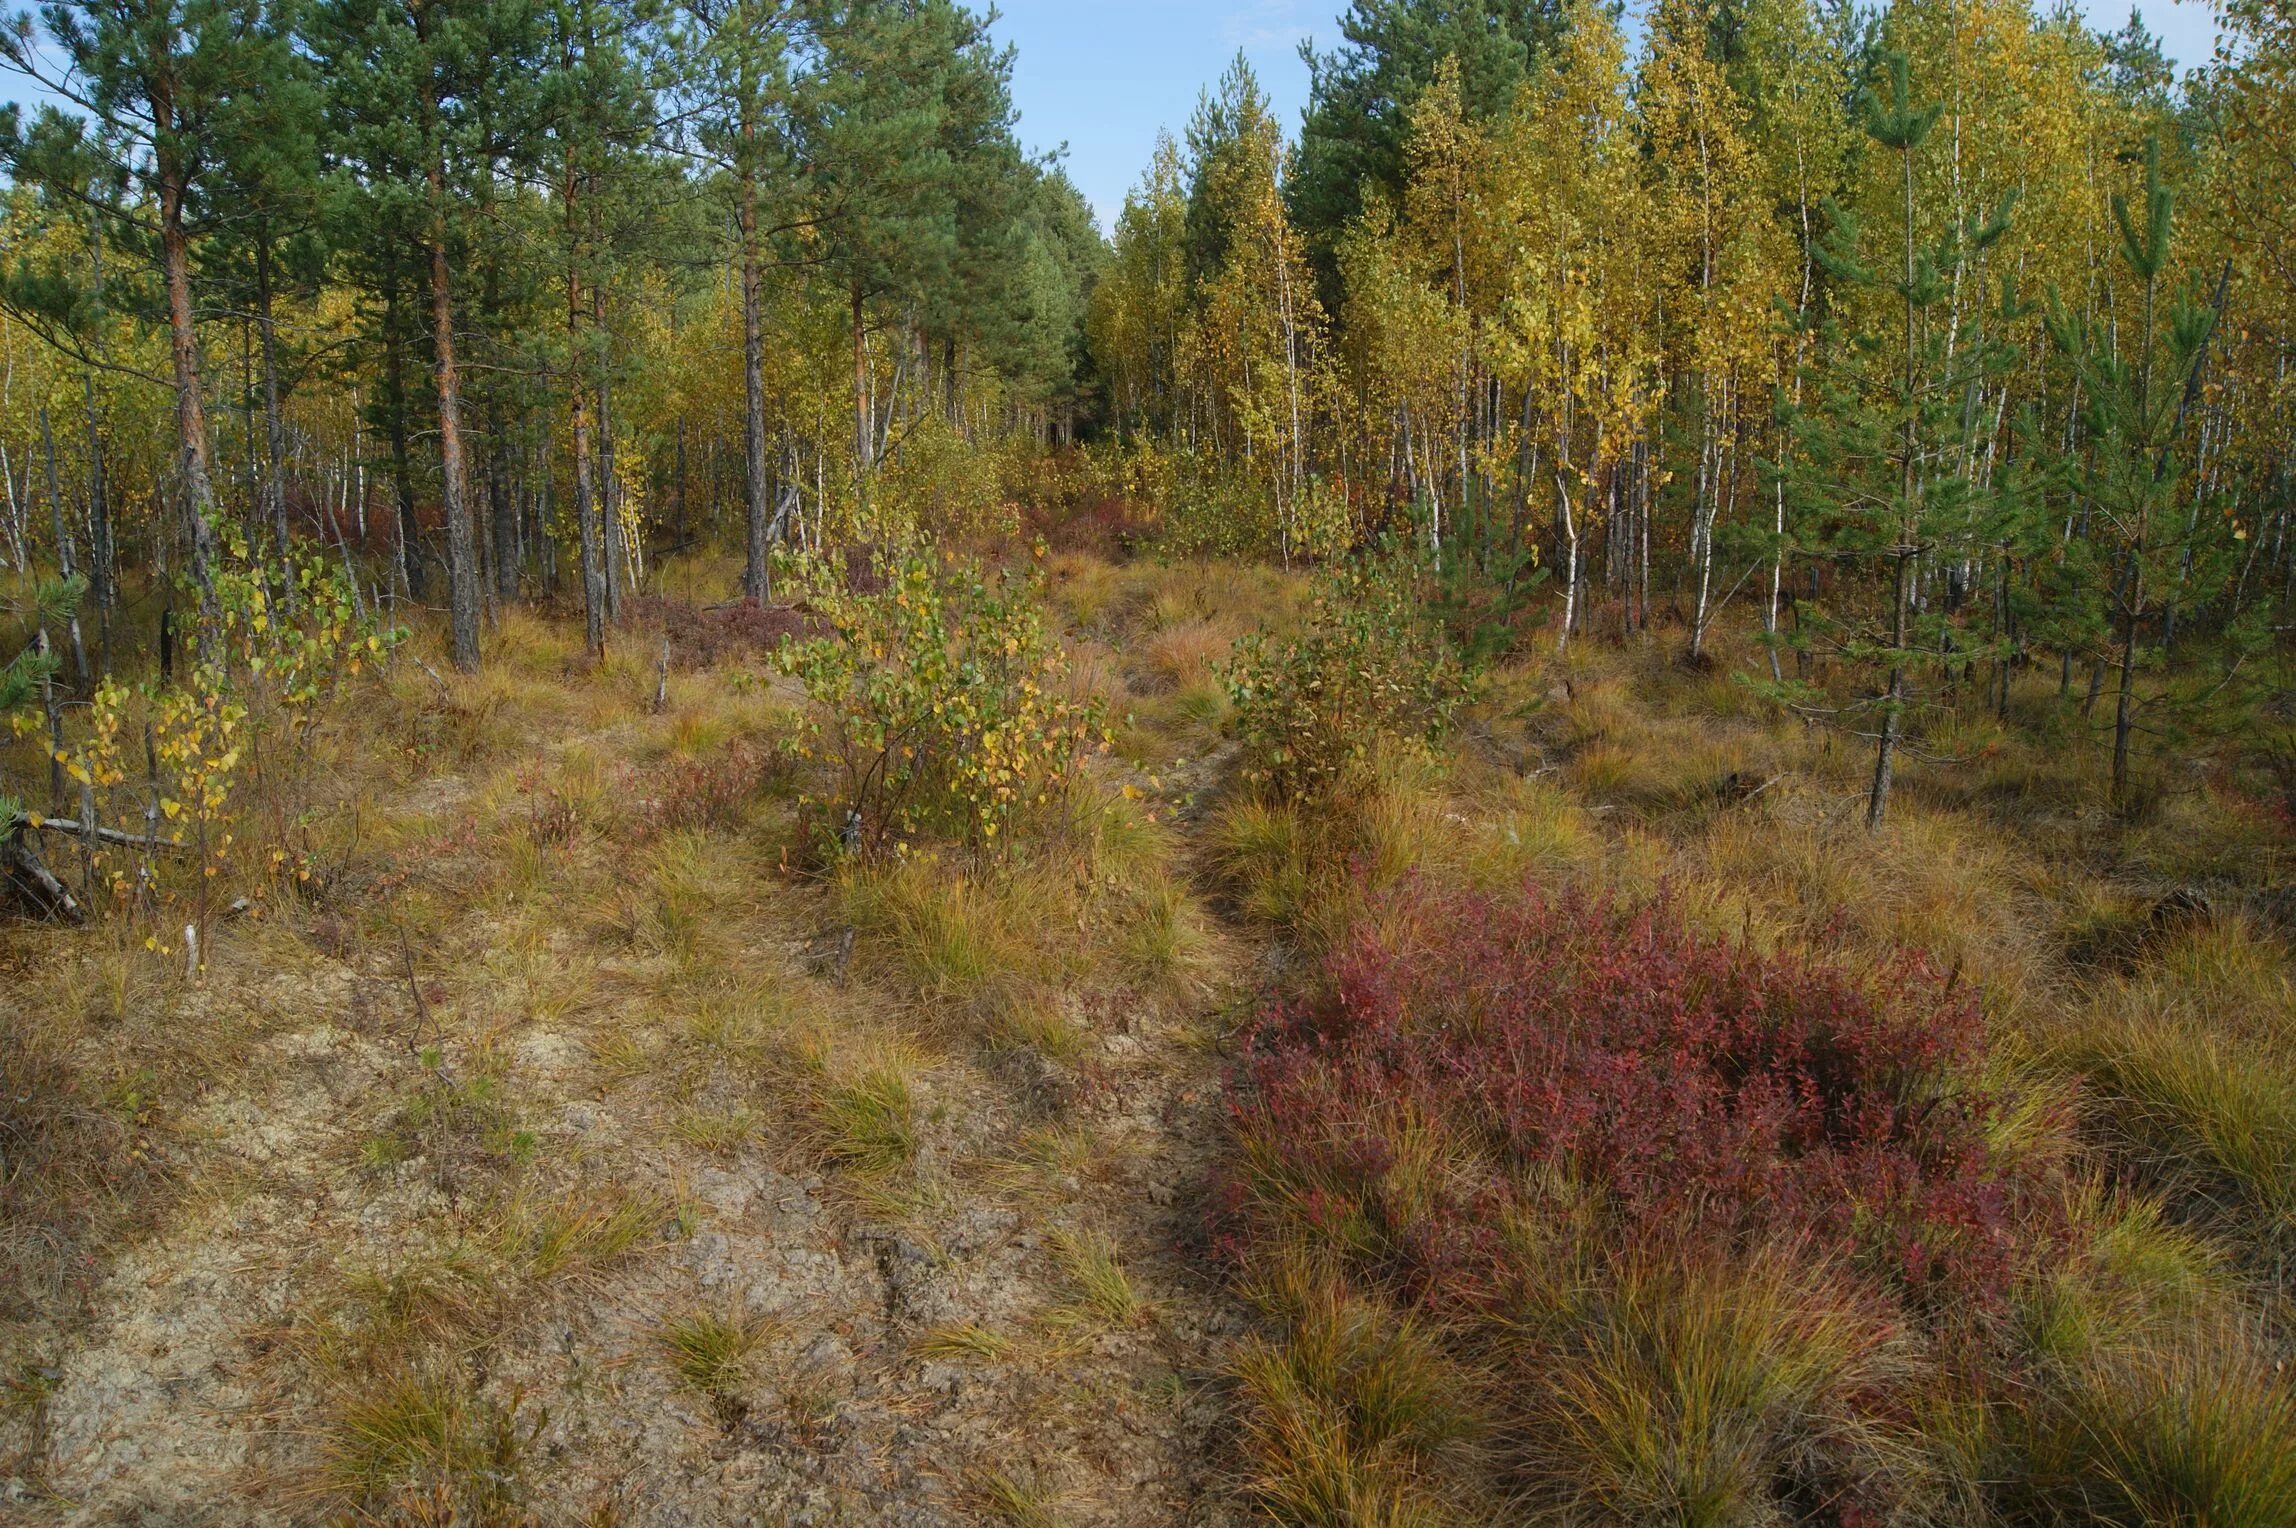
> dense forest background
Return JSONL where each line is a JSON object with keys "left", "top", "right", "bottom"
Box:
{"left": 0, "top": 0, "right": 2287, "bottom": 795}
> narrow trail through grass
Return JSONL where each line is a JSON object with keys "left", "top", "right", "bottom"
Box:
{"left": 3, "top": 574, "right": 1276, "bottom": 1525}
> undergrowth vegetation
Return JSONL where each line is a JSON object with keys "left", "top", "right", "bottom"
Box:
{"left": 1203, "top": 604, "right": 2296, "bottom": 1525}
{"left": 4, "top": 532, "right": 2294, "bottom": 1523}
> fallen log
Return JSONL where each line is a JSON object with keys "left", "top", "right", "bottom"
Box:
{"left": 2, "top": 818, "right": 84, "bottom": 923}
{"left": 21, "top": 817, "right": 186, "bottom": 853}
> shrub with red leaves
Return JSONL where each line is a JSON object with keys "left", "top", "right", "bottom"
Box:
{"left": 628, "top": 595, "right": 822, "bottom": 669}
{"left": 1025, "top": 493, "right": 1152, "bottom": 558}
{"left": 629, "top": 741, "right": 783, "bottom": 837}
{"left": 1226, "top": 883, "right": 2059, "bottom": 1316}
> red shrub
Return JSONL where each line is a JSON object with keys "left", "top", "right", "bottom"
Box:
{"left": 629, "top": 741, "right": 782, "bottom": 837}
{"left": 1025, "top": 493, "right": 1152, "bottom": 558}
{"left": 629, "top": 595, "right": 821, "bottom": 669}
{"left": 1225, "top": 883, "right": 2061, "bottom": 1316}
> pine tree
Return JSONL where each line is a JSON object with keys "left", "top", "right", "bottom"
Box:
{"left": 314, "top": 0, "right": 545, "bottom": 670}
{"left": 681, "top": 0, "right": 796, "bottom": 600}
{"left": 2043, "top": 136, "right": 2235, "bottom": 807}
{"left": 540, "top": 0, "right": 659, "bottom": 649}
{"left": 204, "top": 0, "right": 324, "bottom": 579}
{"left": 1290, "top": 0, "right": 1567, "bottom": 272}
{"left": 0, "top": 0, "right": 298, "bottom": 605}
{"left": 801, "top": 0, "right": 965, "bottom": 504}
{"left": 1778, "top": 52, "right": 2016, "bottom": 828}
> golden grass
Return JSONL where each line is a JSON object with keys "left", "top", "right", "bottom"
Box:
{"left": 913, "top": 1322, "right": 1017, "bottom": 1362}
{"left": 1115, "top": 870, "right": 1224, "bottom": 1002}
{"left": 1050, "top": 1227, "right": 1150, "bottom": 1328}
{"left": 2054, "top": 1011, "right": 2296, "bottom": 1253}
{"left": 1234, "top": 1271, "right": 1469, "bottom": 1527}
{"left": 1140, "top": 618, "right": 1237, "bottom": 693}
{"left": 840, "top": 854, "right": 1027, "bottom": 1006}
{"left": 489, "top": 1186, "right": 660, "bottom": 1286}
{"left": 964, "top": 1464, "right": 1069, "bottom": 1527}
{"left": 815, "top": 1057, "right": 923, "bottom": 1175}
{"left": 659, "top": 1306, "right": 772, "bottom": 1397}
{"left": 1502, "top": 1251, "right": 1921, "bottom": 1522}
{"left": 319, "top": 1367, "right": 535, "bottom": 1519}
{"left": 2016, "top": 1326, "right": 2296, "bottom": 1527}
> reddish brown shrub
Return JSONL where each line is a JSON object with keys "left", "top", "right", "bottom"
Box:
{"left": 1024, "top": 493, "right": 1152, "bottom": 558}
{"left": 629, "top": 596, "right": 821, "bottom": 669}
{"left": 629, "top": 741, "right": 782, "bottom": 837}
{"left": 1224, "top": 882, "right": 2062, "bottom": 1317}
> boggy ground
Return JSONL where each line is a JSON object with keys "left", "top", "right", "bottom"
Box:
{"left": 6, "top": 550, "right": 2294, "bottom": 1526}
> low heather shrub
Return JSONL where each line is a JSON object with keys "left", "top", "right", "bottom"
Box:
{"left": 636, "top": 740, "right": 782, "bottom": 837}
{"left": 1226, "top": 882, "right": 2060, "bottom": 1316}
{"left": 629, "top": 596, "right": 820, "bottom": 669}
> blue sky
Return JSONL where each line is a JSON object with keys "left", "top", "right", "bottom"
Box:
{"left": 0, "top": 0, "right": 2226, "bottom": 235}
{"left": 991, "top": 0, "right": 2228, "bottom": 232}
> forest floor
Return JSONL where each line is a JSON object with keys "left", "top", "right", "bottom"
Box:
{"left": 0, "top": 555, "right": 1304, "bottom": 1527}
{"left": 3, "top": 549, "right": 2292, "bottom": 1526}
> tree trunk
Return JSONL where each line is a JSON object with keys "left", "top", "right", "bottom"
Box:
{"left": 2, "top": 819, "right": 83, "bottom": 924}
{"left": 852, "top": 283, "right": 871, "bottom": 486}
{"left": 2112, "top": 568, "right": 2142, "bottom": 809}
{"left": 487, "top": 410, "right": 515, "bottom": 599}
{"left": 82, "top": 374, "right": 112, "bottom": 664}
{"left": 256, "top": 226, "right": 292, "bottom": 593}
{"left": 39, "top": 408, "right": 87, "bottom": 686}
{"left": 595, "top": 275, "right": 626, "bottom": 614}
{"left": 383, "top": 277, "right": 424, "bottom": 601}
{"left": 674, "top": 417, "right": 687, "bottom": 546}
{"left": 740, "top": 139, "right": 771, "bottom": 601}
{"left": 1555, "top": 465, "right": 1579, "bottom": 657}
{"left": 155, "top": 142, "right": 220, "bottom": 607}
{"left": 1870, "top": 136, "right": 1922, "bottom": 832}
{"left": 1868, "top": 550, "right": 1910, "bottom": 831}
{"left": 426, "top": 158, "right": 481, "bottom": 673}
{"left": 566, "top": 169, "right": 606, "bottom": 657}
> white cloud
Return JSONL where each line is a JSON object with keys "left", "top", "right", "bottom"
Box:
{"left": 1221, "top": 0, "right": 1315, "bottom": 55}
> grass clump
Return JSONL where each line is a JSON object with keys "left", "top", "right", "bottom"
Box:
{"left": 1236, "top": 1271, "right": 1471, "bottom": 1526}
{"left": 965, "top": 1465, "right": 1068, "bottom": 1527}
{"left": 817, "top": 1062, "right": 920, "bottom": 1174}
{"left": 489, "top": 1187, "right": 660, "bottom": 1286}
{"left": 2016, "top": 1330, "right": 2296, "bottom": 1527}
{"left": 660, "top": 1307, "right": 771, "bottom": 1398}
{"left": 2056, "top": 1010, "right": 2296, "bottom": 1256}
{"left": 1050, "top": 1227, "right": 1149, "bottom": 1328}
{"left": 841, "top": 854, "right": 1022, "bottom": 1004}
{"left": 913, "top": 1322, "right": 1015, "bottom": 1361}
{"left": 365, "top": 1059, "right": 533, "bottom": 1186}
{"left": 1116, "top": 871, "right": 1221, "bottom": 1001}
{"left": 320, "top": 1368, "right": 539, "bottom": 1525}
{"left": 1505, "top": 1251, "right": 1916, "bottom": 1523}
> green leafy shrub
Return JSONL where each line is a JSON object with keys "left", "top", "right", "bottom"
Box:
{"left": 878, "top": 417, "right": 1015, "bottom": 546}
{"left": 1223, "top": 552, "right": 1470, "bottom": 802}
{"left": 776, "top": 547, "right": 1103, "bottom": 856}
